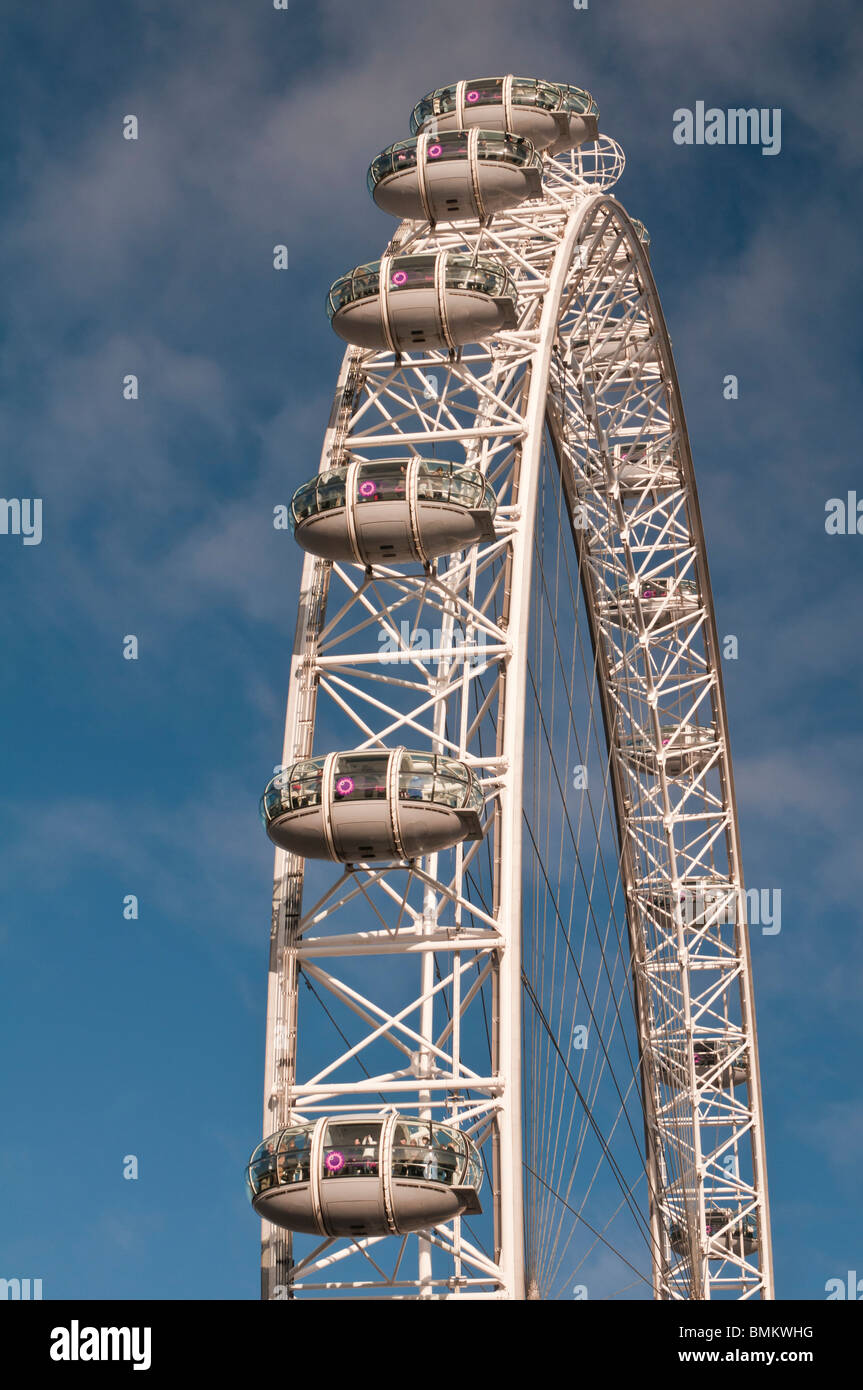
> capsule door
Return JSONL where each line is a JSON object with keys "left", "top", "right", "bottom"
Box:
{"left": 327, "top": 753, "right": 397, "bottom": 861}
{"left": 317, "top": 1120, "right": 387, "bottom": 1237}
{"left": 351, "top": 461, "right": 418, "bottom": 564}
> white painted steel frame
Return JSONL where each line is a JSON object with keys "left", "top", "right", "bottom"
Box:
{"left": 259, "top": 135, "right": 773, "bottom": 1300}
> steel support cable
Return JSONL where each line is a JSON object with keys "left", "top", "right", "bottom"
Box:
{"left": 530, "top": 957, "right": 642, "bottom": 1290}
{"left": 533, "top": 480, "right": 562, "bottom": 1271}
{"left": 544, "top": 1156, "right": 652, "bottom": 1299}
{"left": 545, "top": 1139, "right": 644, "bottom": 1297}
{"left": 526, "top": 565, "right": 634, "bottom": 1278}
{"left": 522, "top": 772, "right": 628, "bottom": 1278}
{"left": 529, "top": 588, "right": 546, "bottom": 1269}
{"left": 528, "top": 438, "right": 643, "bottom": 1257}
{"left": 553, "top": 347, "right": 700, "bottom": 1289}
{"left": 533, "top": 457, "right": 611, "bottom": 1266}
{"left": 559, "top": 262, "right": 700, "bottom": 1224}
{"left": 529, "top": 458, "right": 641, "bottom": 1043}
{"left": 524, "top": 1164, "right": 653, "bottom": 1296}
{"left": 516, "top": 389, "right": 644, "bottom": 1273}
{"left": 519, "top": 976, "right": 657, "bottom": 1257}
{"left": 540, "top": 962, "right": 641, "bottom": 1285}
{"left": 522, "top": 663, "right": 645, "bottom": 1120}
{"left": 563, "top": 229, "right": 710, "bottom": 1293}
{"left": 520, "top": 816, "right": 654, "bottom": 1213}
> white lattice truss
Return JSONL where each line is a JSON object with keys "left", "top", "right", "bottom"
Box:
{"left": 260, "top": 138, "right": 773, "bottom": 1301}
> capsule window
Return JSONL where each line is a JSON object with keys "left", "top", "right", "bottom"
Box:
{"left": 449, "top": 466, "right": 484, "bottom": 509}
{"left": 424, "top": 86, "right": 458, "bottom": 120}
{"left": 288, "top": 761, "right": 324, "bottom": 811}
{"left": 315, "top": 468, "right": 348, "bottom": 515}
{"left": 274, "top": 1127, "right": 312, "bottom": 1185}
{"left": 512, "top": 77, "right": 559, "bottom": 111}
{"left": 390, "top": 255, "right": 437, "bottom": 291}
{"left": 322, "top": 1121, "right": 382, "bottom": 1179}
{"left": 428, "top": 131, "right": 469, "bottom": 160}
{"left": 398, "top": 754, "right": 436, "bottom": 804}
{"left": 354, "top": 461, "right": 408, "bottom": 505}
{"left": 434, "top": 758, "right": 470, "bottom": 809}
{"left": 464, "top": 78, "right": 503, "bottom": 108}
{"left": 444, "top": 255, "right": 509, "bottom": 299}
{"left": 477, "top": 131, "right": 534, "bottom": 164}
{"left": 558, "top": 84, "right": 598, "bottom": 116}
{"left": 291, "top": 480, "right": 319, "bottom": 528}
{"left": 332, "top": 753, "right": 389, "bottom": 801}
{"left": 415, "top": 462, "right": 446, "bottom": 502}
{"left": 410, "top": 94, "right": 438, "bottom": 132}
{"left": 391, "top": 1121, "right": 456, "bottom": 1185}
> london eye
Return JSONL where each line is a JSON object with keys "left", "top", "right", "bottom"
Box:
{"left": 247, "top": 75, "right": 773, "bottom": 1302}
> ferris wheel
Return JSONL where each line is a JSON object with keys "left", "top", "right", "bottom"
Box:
{"left": 247, "top": 75, "right": 774, "bottom": 1301}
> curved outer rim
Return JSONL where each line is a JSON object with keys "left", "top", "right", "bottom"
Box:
{"left": 544, "top": 195, "right": 773, "bottom": 1299}
{"left": 614, "top": 203, "right": 774, "bottom": 1295}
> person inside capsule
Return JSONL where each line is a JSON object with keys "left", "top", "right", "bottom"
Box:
{"left": 277, "top": 1131, "right": 311, "bottom": 1184}
{"left": 322, "top": 1120, "right": 382, "bottom": 1179}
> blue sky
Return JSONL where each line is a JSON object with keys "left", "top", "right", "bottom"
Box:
{"left": 0, "top": 0, "right": 861, "bottom": 1299}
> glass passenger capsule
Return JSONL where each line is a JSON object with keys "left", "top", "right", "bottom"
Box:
{"left": 410, "top": 76, "right": 599, "bottom": 155}
{"left": 669, "top": 1211, "right": 758, "bottom": 1258}
{"left": 642, "top": 879, "right": 738, "bottom": 933}
{"left": 642, "top": 884, "right": 739, "bottom": 928}
{"left": 247, "top": 1114, "right": 483, "bottom": 1237}
{"left": 289, "top": 458, "right": 497, "bottom": 565}
{"left": 610, "top": 442, "right": 681, "bottom": 497}
{"left": 578, "top": 442, "right": 681, "bottom": 500}
{"left": 612, "top": 442, "right": 680, "bottom": 494}
{"left": 367, "top": 129, "right": 543, "bottom": 223}
{"left": 602, "top": 577, "right": 700, "bottom": 628}
{"left": 655, "top": 1041, "right": 749, "bottom": 1090}
{"left": 261, "top": 748, "right": 485, "bottom": 862}
{"left": 327, "top": 252, "right": 518, "bottom": 352}
{"left": 620, "top": 725, "right": 716, "bottom": 778}
{"left": 569, "top": 327, "right": 658, "bottom": 371}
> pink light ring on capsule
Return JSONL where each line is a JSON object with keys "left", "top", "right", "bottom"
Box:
{"left": 466, "top": 90, "right": 479, "bottom": 103}
{"left": 335, "top": 776, "right": 355, "bottom": 797}
{"left": 358, "top": 480, "right": 378, "bottom": 500}
{"left": 427, "top": 143, "right": 443, "bottom": 159}
{"left": 391, "top": 270, "right": 408, "bottom": 286}
{"left": 324, "top": 1150, "right": 345, "bottom": 1174}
